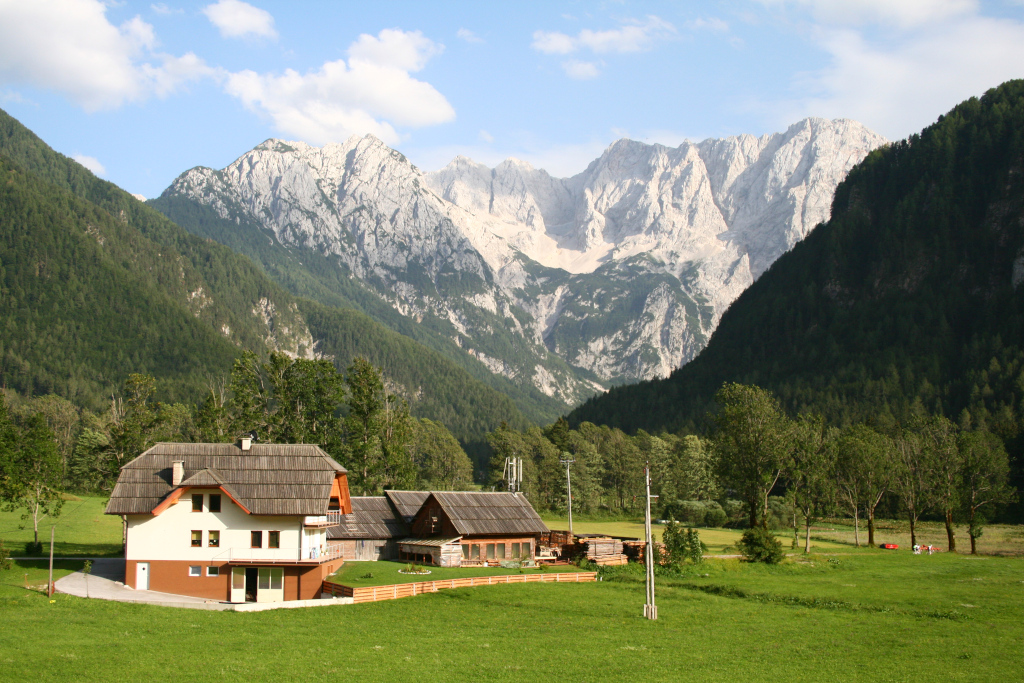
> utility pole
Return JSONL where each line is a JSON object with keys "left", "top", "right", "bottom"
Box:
{"left": 643, "top": 462, "right": 658, "bottom": 620}
{"left": 560, "top": 453, "right": 575, "bottom": 536}
{"left": 48, "top": 525, "right": 55, "bottom": 597}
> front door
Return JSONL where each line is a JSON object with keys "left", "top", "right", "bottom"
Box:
{"left": 230, "top": 567, "right": 245, "bottom": 603}
{"left": 245, "top": 567, "right": 258, "bottom": 602}
{"left": 135, "top": 562, "right": 149, "bottom": 590}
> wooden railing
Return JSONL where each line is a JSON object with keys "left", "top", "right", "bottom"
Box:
{"left": 322, "top": 571, "right": 597, "bottom": 604}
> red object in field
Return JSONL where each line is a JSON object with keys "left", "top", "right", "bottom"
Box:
{"left": 879, "top": 543, "right": 899, "bottom": 550}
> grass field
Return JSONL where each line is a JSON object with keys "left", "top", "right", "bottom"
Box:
{"left": 2, "top": 550, "right": 1022, "bottom": 681}
{"left": 0, "top": 495, "right": 122, "bottom": 557}
{"left": 327, "top": 560, "right": 583, "bottom": 587}
{"left": 808, "top": 519, "right": 1024, "bottom": 555}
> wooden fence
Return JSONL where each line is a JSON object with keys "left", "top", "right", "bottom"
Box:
{"left": 322, "top": 571, "right": 597, "bottom": 604}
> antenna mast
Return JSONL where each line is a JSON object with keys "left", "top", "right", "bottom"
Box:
{"left": 643, "top": 462, "right": 658, "bottom": 620}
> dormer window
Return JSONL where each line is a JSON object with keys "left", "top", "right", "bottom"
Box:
{"left": 328, "top": 497, "right": 340, "bottom": 511}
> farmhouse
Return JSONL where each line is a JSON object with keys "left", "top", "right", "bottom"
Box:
{"left": 105, "top": 438, "right": 352, "bottom": 603}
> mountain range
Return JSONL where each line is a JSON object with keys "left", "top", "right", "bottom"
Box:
{"left": 153, "top": 117, "right": 885, "bottom": 416}
{"left": 569, "top": 80, "right": 1024, "bottom": 452}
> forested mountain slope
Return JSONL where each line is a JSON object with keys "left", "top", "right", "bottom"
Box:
{"left": 0, "top": 108, "right": 530, "bottom": 443}
{"left": 569, "top": 80, "right": 1024, "bottom": 441}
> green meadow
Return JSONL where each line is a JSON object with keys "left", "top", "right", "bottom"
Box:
{"left": 2, "top": 500, "right": 1022, "bottom": 681}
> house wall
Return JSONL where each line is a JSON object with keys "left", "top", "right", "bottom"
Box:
{"left": 459, "top": 537, "right": 537, "bottom": 561}
{"left": 331, "top": 539, "right": 393, "bottom": 561}
{"left": 126, "top": 488, "right": 303, "bottom": 563}
{"left": 125, "top": 558, "right": 342, "bottom": 600}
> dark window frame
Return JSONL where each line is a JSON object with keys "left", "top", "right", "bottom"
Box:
{"left": 191, "top": 494, "right": 203, "bottom": 512}
{"left": 209, "top": 494, "right": 222, "bottom": 513}
{"left": 251, "top": 530, "right": 263, "bottom": 548}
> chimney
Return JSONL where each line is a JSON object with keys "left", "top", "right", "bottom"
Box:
{"left": 172, "top": 461, "right": 184, "bottom": 487}
{"left": 239, "top": 436, "right": 252, "bottom": 452}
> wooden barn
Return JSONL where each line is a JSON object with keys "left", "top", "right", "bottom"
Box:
{"left": 327, "top": 496, "right": 408, "bottom": 561}
{"left": 406, "top": 492, "right": 549, "bottom": 566}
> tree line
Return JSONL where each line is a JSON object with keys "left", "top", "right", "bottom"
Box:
{"left": 489, "top": 383, "right": 1016, "bottom": 555}
{"left": 0, "top": 352, "right": 475, "bottom": 537}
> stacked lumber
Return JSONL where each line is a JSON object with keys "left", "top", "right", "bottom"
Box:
{"left": 580, "top": 536, "right": 627, "bottom": 565}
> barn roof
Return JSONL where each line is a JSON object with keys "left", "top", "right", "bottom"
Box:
{"left": 428, "top": 492, "right": 549, "bottom": 536}
{"left": 105, "top": 442, "right": 346, "bottom": 516}
{"left": 328, "top": 497, "right": 408, "bottom": 540}
{"left": 385, "top": 490, "right": 430, "bottom": 523}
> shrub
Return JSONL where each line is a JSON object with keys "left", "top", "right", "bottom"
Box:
{"left": 684, "top": 528, "right": 707, "bottom": 564}
{"left": 704, "top": 505, "right": 728, "bottom": 528}
{"left": 738, "top": 527, "right": 785, "bottom": 564}
{"left": 24, "top": 541, "right": 43, "bottom": 556}
{"left": 663, "top": 522, "right": 708, "bottom": 565}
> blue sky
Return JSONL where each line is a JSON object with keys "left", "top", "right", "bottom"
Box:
{"left": 1, "top": 0, "right": 1023, "bottom": 198}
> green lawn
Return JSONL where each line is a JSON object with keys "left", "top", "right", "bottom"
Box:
{"left": 0, "top": 495, "right": 122, "bottom": 557}
{"left": 539, "top": 517, "right": 851, "bottom": 553}
{"left": 2, "top": 550, "right": 1022, "bottom": 681}
{"left": 328, "top": 560, "right": 583, "bottom": 587}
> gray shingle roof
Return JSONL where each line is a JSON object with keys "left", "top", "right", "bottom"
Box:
{"left": 105, "top": 442, "right": 346, "bottom": 516}
{"left": 385, "top": 490, "right": 430, "bottom": 523}
{"left": 328, "top": 497, "right": 408, "bottom": 540}
{"left": 431, "top": 492, "right": 549, "bottom": 536}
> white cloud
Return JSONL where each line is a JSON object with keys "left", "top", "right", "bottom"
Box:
{"left": 687, "top": 17, "right": 730, "bottom": 33}
{"left": 202, "top": 0, "right": 277, "bottom": 40}
{"left": 224, "top": 28, "right": 454, "bottom": 146}
{"left": 478, "top": 129, "right": 494, "bottom": 143}
{"left": 791, "top": 13, "right": 1024, "bottom": 139}
{"left": 457, "top": 28, "right": 483, "bottom": 44}
{"left": 73, "top": 154, "right": 106, "bottom": 176}
{"left": 562, "top": 60, "right": 601, "bottom": 80}
{"left": 0, "top": 0, "right": 216, "bottom": 110}
{"left": 532, "top": 16, "right": 676, "bottom": 56}
{"left": 150, "top": 3, "right": 182, "bottom": 15}
{"left": 762, "top": 0, "right": 977, "bottom": 28}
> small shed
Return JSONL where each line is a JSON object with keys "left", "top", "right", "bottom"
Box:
{"left": 328, "top": 496, "right": 408, "bottom": 561}
{"left": 396, "top": 537, "right": 463, "bottom": 567}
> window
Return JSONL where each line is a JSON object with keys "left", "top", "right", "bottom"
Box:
{"left": 268, "top": 531, "right": 280, "bottom": 549}
{"left": 328, "top": 497, "right": 340, "bottom": 511}
{"left": 523, "top": 541, "right": 531, "bottom": 558}
{"left": 470, "top": 544, "right": 480, "bottom": 560}
{"left": 207, "top": 566, "right": 220, "bottom": 577}
{"left": 191, "top": 530, "right": 202, "bottom": 547}
{"left": 188, "top": 565, "right": 201, "bottom": 577}
{"left": 486, "top": 543, "right": 496, "bottom": 560}
{"left": 258, "top": 568, "right": 270, "bottom": 590}
{"left": 192, "top": 493, "right": 203, "bottom": 512}
{"left": 496, "top": 543, "right": 506, "bottom": 560}
{"left": 461, "top": 543, "right": 470, "bottom": 559}
{"left": 511, "top": 543, "right": 521, "bottom": 559}
{"left": 251, "top": 531, "right": 263, "bottom": 548}
{"left": 271, "top": 568, "right": 283, "bottom": 590}
{"left": 209, "top": 494, "right": 221, "bottom": 513}
{"left": 208, "top": 530, "right": 220, "bottom": 548}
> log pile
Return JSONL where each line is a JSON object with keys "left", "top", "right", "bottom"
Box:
{"left": 581, "top": 536, "right": 628, "bottom": 565}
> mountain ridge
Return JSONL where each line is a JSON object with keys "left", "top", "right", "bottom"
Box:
{"left": 156, "top": 117, "right": 885, "bottom": 406}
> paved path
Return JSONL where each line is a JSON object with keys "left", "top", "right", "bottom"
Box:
{"left": 54, "top": 559, "right": 352, "bottom": 611}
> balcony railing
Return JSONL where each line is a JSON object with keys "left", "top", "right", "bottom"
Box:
{"left": 214, "top": 544, "right": 345, "bottom": 564}
{"left": 305, "top": 512, "right": 345, "bottom": 527}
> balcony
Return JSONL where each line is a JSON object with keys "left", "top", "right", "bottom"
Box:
{"left": 215, "top": 544, "right": 345, "bottom": 564}
{"left": 305, "top": 512, "right": 345, "bottom": 527}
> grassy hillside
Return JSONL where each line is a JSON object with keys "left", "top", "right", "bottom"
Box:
{"left": 570, "top": 80, "right": 1024, "bottom": 439}
{"left": 0, "top": 107, "right": 530, "bottom": 443}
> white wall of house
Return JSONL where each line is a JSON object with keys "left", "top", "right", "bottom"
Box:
{"left": 126, "top": 488, "right": 303, "bottom": 562}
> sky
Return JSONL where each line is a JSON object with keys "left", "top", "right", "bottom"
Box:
{"left": 1, "top": 0, "right": 1023, "bottom": 198}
